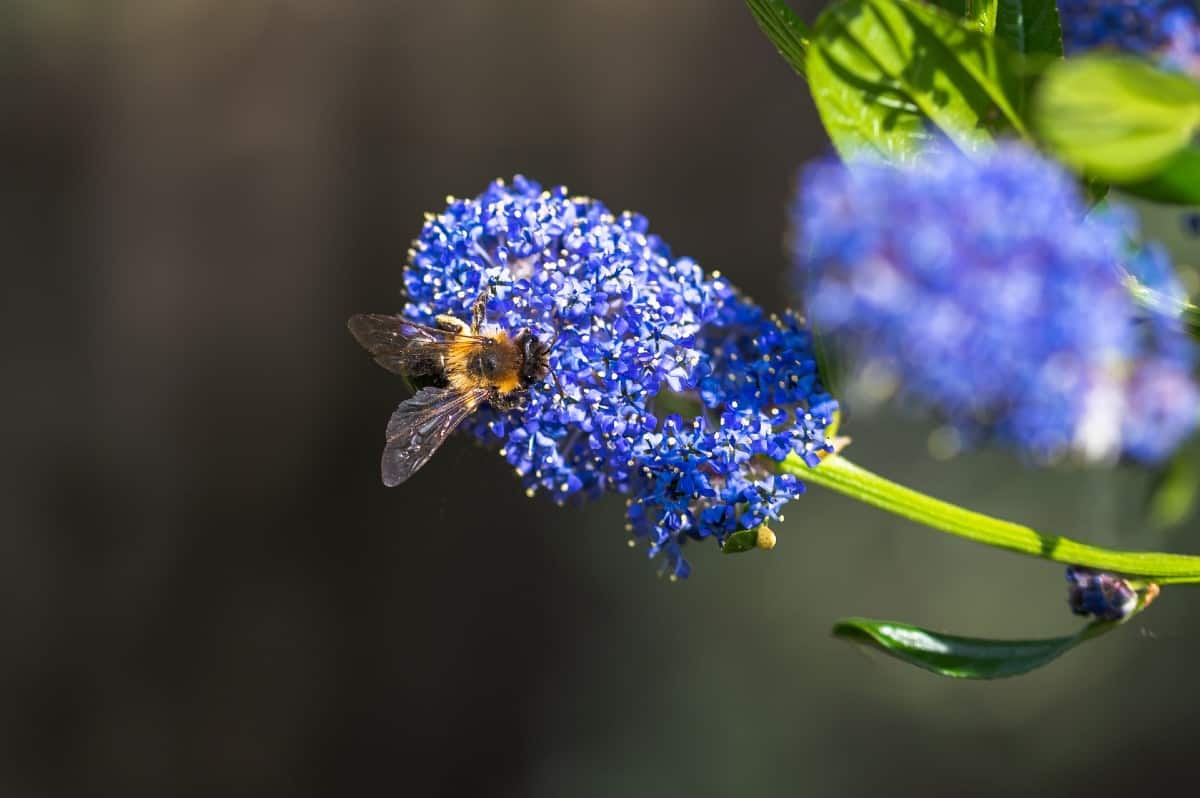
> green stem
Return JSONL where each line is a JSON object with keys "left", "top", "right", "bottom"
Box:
{"left": 780, "top": 454, "right": 1200, "bottom": 583}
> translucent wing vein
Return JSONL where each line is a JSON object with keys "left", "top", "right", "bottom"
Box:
{"left": 381, "top": 386, "right": 488, "bottom": 486}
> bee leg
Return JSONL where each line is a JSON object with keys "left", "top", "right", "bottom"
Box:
{"left": 470, "top": 285, "right": 494, "bottom": 335}
{"left": 490, "top": 391, "right": 525, "bottom": 412}
{"left": 434, "top": 314, "right": 471, "bottom": 334}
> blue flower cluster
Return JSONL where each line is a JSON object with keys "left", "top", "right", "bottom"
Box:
{"left": 404, "top": 177, "right": 838, "bottom": 576}
{"left": 1065, "top": 566, "right": 1138, "bottom": 621}
{"left": 794, "top": 144, "right": 1198, "bottom": 463}
{"left": 1059, "top": 0, "right": 1200, "bottom": 76}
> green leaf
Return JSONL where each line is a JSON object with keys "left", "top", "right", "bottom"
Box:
{"left": 723, "top": 525, "right": 778, "bottom": 553}
{"left": 833, "top": 616, "right": 1115, "bottom": 678}
{"left": 925, "top": 1, "right": 985, "bottom": 31}
{"left": 1146, "top": 437, "right": 1200, "bottom": 530}
{"left": 994, "top": 0, "right": 1062, "bottom": 57}
{"left": 926, "top": 1, "right": 1063, "bottom": 117}
{"left": 924, "top": 0, "right": 968, "bottom": 17}
{"left": 805, "top": 0, "right": 1027, "bottom": 162}
{"left": 1034, "top": 55, "right": 1200, "bottom": 183}
{"left": 722, "top": 528, "right": 760, "bottom": 553}
{"left": 1122, "top": 146, "right": 1200, "bottom": 206}
{"left": 970, "top": 1, "right": 998, "bottom": 35}
{"left": 745, "top": 0, "right": 812, "bottom": 78}
{"left": 1084, "top": 177, "right": 1110, "bottom": 206}
{"left": 923, "top": 1, "right": 999, "bottom": 35}
{"left": 811, "top": 323, "right": 848, "bottom": 408}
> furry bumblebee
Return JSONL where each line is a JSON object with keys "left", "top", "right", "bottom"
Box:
{"left": 348, "top": 291, "right": 551, "bottom": 486}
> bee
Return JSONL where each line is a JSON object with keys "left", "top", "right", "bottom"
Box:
{"left": 347, "top": 290, "right": 552, "bottom": 487}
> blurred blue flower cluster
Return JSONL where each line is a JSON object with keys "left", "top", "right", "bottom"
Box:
{"left": 794, "top": 144, "right": 1198, "bottom": 463}
{"left": 1059, "top": 0, "right": 1200, "bottom": 76}
{"left": 404, "top": 177, "right": 837, "bottom": 576}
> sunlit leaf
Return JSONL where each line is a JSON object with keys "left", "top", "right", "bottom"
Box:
{"left": 722, "top": 528, "right": 760, "bottom": 553}
{"left": 927, "top": 0, "right": 997, "bottom": 35}
{"left": 805, "top": 0, "right": 1027, "bottom": 162}
{"left": 722, "top": 525, "right": 776, "bottom": 553}
{"left": 833, "top": 616, "right": 1117, "bottom": 678}
{"left": 1146, "top": 437, "right": 1200, "bottom": 530}
{"left": 1123, "top": 146, "right": 1200, "bottom": 206}
{"left": 1034, "top": 55, "right": 1200, "bottom": 183}
{"left": 745, "top": 0, "right": 812, "bottom": 78}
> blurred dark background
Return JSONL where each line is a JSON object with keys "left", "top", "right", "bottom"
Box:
{"left": 5, "top": 2, "right": 1200, "bottom": 796}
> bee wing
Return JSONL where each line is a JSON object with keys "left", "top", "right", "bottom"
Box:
{"left": 347, "top": 314, "right": 431, "bottom": 375}
{"left": 347, "top": 314, "right": 486, "bottom": 376}
{"left": 381, "top": 386, "right": 489, "bottom": 486}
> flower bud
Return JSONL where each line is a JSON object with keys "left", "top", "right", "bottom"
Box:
{"left": 1065, "top": 566, "right": 1139, "bottom": 621}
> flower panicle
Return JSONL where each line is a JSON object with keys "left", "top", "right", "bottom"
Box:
{"left": 1059, "top": 0, "right": 1200, "bottom": 77}
{"left": 793, "top": 143, "right": 1199, "bottom": 465}
{"left": 404, "top": 176, "right": 838, "bottom": 576}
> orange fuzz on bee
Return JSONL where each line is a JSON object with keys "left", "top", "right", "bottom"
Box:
{"left": 446, "top": 331, "right": 524, "bottom": 395}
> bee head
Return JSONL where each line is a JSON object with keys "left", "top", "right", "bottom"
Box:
{"left": 513, "top": 327, "right": 552, "bottom": 388}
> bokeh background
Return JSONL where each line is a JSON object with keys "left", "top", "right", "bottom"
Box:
{"left": 6, "top": 1, "right": 1200, "bottom": 796}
